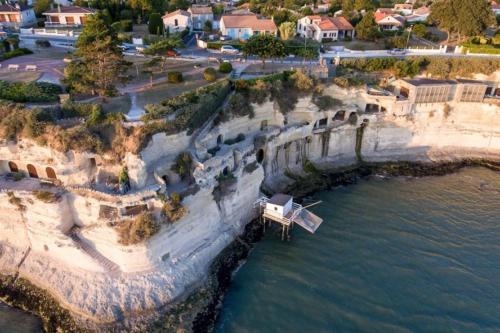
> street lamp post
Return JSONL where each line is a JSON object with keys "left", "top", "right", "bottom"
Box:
{"left": 405, "top": 25, "right": 414, "bottom": 50}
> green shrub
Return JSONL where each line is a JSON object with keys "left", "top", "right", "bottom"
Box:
{"left": 111, "top": 21, "right": 122, "bottom": 32}
{"left": 35, "top": 39, "right": 51, "bottom": 48}
{"left": 117, "top": 212, "right": 160, "bottom": 245}
{"left": 167, "top": 71, "right": 183, "bottom": 83}
{"left": 219, "top": 62, "right": 233, "bottom": 73}
{"left": 120, "top": 9, "right": 133, "bottom": 20}
{"left": 171, "top": 152, "right": 192, "bottom": 179}
{"left": 313, "top": 95, "right": 340, "bottom": 110}
{"left": 120, "top": 19, "right": 133, "bottom": 32}
{"left": 0, "top": 80, "right": 62, "bottom": 103}
{"left": 1, "top": 47, "right": 33, "bottom": 60}
{"left": 203, "top": 67, "right": 217, "bottom": 81}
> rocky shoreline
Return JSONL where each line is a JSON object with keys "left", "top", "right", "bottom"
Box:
{"left": 1, "top": 159, "right": 499, "bottom": 333}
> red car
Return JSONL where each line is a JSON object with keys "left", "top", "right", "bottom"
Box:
{"left": 166, "top": 49, "right": 180, "bottom": 57}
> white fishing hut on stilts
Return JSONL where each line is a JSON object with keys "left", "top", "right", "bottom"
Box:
{"left": 254, "top": 194, "right": 324, "bottom": 240}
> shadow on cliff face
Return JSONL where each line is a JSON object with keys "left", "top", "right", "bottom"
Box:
{"left": 259, "top": 111, "right": 500, "bottom": 198}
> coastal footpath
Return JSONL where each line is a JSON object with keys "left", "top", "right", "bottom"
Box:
{"left": 0, "top": 75, "right": 499, "bottom": 332}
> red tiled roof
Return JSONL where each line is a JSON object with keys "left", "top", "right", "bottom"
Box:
{"left": 221, "top": 14, "right": 277, "bottom": 31}
{"left": 311, "top": 15, "right": 354, "bottom": 31}
{"left": 162, "top": 9, "right": 190, "bottom": 19}
{"left": 189, "top": 6, "right": 212, "bottom": 15}
{"left": 0, "top": 3, "right": 32, "bottom": 12}
{"left": 43, "top": 6, "right": 96, "bottom": 14}
{"left": 374, "top": 12, "right": 387, "bottom": 22}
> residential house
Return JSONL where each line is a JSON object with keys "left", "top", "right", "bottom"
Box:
{"left": 189, "top": 5, "right": 214, "bottom": 30}
{"left": 162, "top": 9, "right": 192, "bottom": 33}
{"left": 405, "top": 6, "right": 430, "bottom": 23}
{"left": 297, "top": 15, "right": 354, "bottom": 42}
{"left": 374, "top": 11, "right": 405, "bottom": 31}
{"left": 219, "top": 14, "right": 277, "bottom": 40}
{"left": 43, "top": 6, "right": 96, "bottom": 28}
{"left": 0, "top": 3, "right": 36, "bottom": 28}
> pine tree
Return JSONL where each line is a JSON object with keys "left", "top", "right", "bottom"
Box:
{"left": 355, "top": 11, "right": 379, "bottom": 41}
{"left": 63, "top": 13, "right": 130, "bottom": 97}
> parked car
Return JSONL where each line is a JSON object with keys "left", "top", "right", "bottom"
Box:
{"left": 166, "top": 48, "right": 180, "bottom": 57}
{"left": 389, "top": 48, "right": 407, "bottom": 55}
{"left": 220, "top": 45, "right": 239, "bottom": 54}
{"left": 220, "top": 35, "right": 232, "bottom": 41}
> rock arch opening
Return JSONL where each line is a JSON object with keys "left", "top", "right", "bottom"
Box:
{"left": 27, "top": 164, "right": 38, "bottom": 178}
{"left": 217, "top": 134, "right": 223, "bottom": 145}
{"left": 222, "top": 166, "right": 229, "bottom": 176}
{"left": 8, "top": 161, "right": 18, "bottom": 173}
{"left": 333, "top": 111, "right": 345, "bottom": 121}
{"left": 46, "top": 167, "right": 57, "bottom": 179}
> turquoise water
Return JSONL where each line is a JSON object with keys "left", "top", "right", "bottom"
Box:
{"left": 0, "top": 302, "right": 42, "bottom": 333}
{"left": 215, "top": 168, "right": 500, "bottom": 333}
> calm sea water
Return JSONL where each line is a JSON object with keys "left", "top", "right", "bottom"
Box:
{"left": 1, "top": 168, "right": 499, "bottom": 333}
{"left": 215, "top": 168, "right": 500, "bottom": 333}
{"left": 0, "top": 301, "right": 42, "bottom": 333}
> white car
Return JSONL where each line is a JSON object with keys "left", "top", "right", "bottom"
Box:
{"left": 389, "top": 48, "right": 407, "bottom": 55}
{"left": 220, "top": 45, "right": 239, "bottom": 54}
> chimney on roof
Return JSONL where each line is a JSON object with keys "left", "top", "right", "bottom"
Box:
{"left": 15, "top": 2, "right": 21, "bottom": 9}
{"left": 57, "top": 4, "right": 61, "bottom": 13}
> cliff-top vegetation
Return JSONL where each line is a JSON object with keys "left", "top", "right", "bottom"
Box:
{"left": 339, "top": 57, "right": 500, "bottom": 79}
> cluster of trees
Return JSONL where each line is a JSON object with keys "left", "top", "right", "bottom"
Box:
{"left": 429, "top": 0, "right": 495, "bottom": 42}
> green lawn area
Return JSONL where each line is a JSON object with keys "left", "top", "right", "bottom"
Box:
{"left": 135, "top": 72, "right": 226, "bottom": 108}
{"left": 243, "top": 62, "right": 309, "bottom": 75}
{"left": 325, "top": 40, "right": 387, "bottom": 50}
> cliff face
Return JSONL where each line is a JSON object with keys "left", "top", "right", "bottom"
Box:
{"left": 0, "top": 84, "right": 499, "bottom": 329}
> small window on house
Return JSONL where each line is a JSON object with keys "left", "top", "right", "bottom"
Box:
{"left": 298, "top": 24, "right": 301, "bottom": 30}
{"left": 323, "top": 33, "right": 327, "bottom": 37}
{"left": 174, "top": 19, "right": 178, "bottom": 26}
{"left": 274, "top": 207, "right": 278, "bottom": 211}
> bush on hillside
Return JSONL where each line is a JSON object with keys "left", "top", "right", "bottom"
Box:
{"left": 116, "top": 212, "right": 160, "bottom": 245}
{"left": 167, "top": 71, "right": 183, "bottom": 83}
{"left": 203, "top": 67, "right": 217, "bottom": 81}
{"left": 1, "top": 47, "right": 33, "bottom": 60}
{"left": 0, "top": 80, "right": 62, "bottom": 102}
{"left": 219, "top": 62, "right": 233, "bottom": 73}
{"left": 35, "top": 39, "right": 51, "bottom": 48}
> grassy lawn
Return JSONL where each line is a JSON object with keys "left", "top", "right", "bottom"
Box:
{"left": 326, "top": 40, "right": 387, "bottom": 50}
{"left": 135, "top": 72, "right": 223, "bottom": 108}
{"left": 0, "top": 70, "right": 42, "bottom": 82}
{"left": 124, "top": 56, "right": 219, "bottom": 86}
{"left": 102, "top": 94, "right": 132, "bottom": 114}
{"left": 243, "top": 62, "right": 309, "bottom": 75}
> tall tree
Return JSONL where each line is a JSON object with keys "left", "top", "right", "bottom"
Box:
{"left": 341, "top": 0, "right": 355, "bottom": 18}
{"left": 279, "top": 22, "right": 296, "bottom": 41}
{"left": 148, "top": 12, "right": 163, "bottom": 35}
{"left": 63, "top": 13, "right": 130, "bottom": 96}
{"left": 128, "top": 0, "right": 152, "bottom": 22}
{"left": 242, "top": 34, "right": 286, "bottom": 68}
{"left": 355, "top": 11, "right": 379, "bottom": 41}
{"left": 33, "top": 0, "right": 53, "bottom": 17}
{"left": 354, "top": 0, "right": 376, "bottom": 11}
{"left": 429, "top": 0, "right": 495, "bottom": 42}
